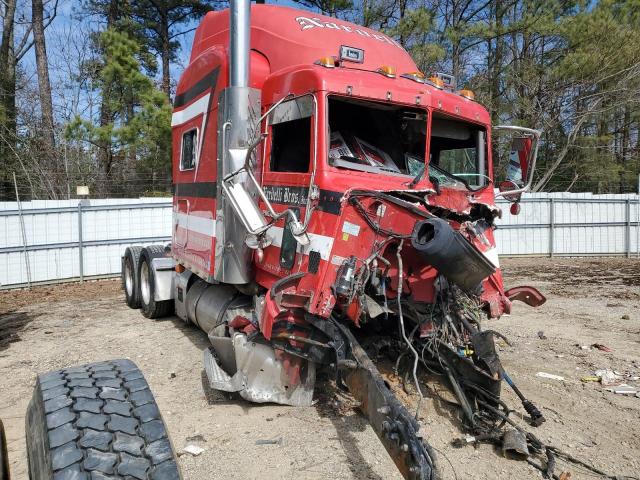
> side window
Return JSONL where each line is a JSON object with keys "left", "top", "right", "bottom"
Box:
{"left": 180, "top": 129, "right": 198, "bottom": 170}
{"left": 270, "top": 117, "right": 311, "bottom": 173}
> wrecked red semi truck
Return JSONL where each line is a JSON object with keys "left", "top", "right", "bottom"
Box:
{"left": 120, "top": 2, "right": 546, "bottom": 478}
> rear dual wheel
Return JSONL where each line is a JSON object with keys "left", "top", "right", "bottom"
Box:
{"left": 123, "top": 247, "right": 143, "bottom": 309}
{"left": 138, "top": 246, "right": 173, "bottom": 319}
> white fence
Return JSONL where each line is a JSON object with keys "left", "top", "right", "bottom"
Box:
{"left": 0, "top": 193, "right": 638, "bottom": 288}
{"left": 495, "top": 193, "right": 639, "bottom": 256}
{"left": 0, "top": 198, "right": 172, "bottom": 288}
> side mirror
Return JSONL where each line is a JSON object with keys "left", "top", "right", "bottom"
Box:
{"left": 499, "top": 180, "right": 522, "bottom": 203}
{"left": 494, "top": 126, "right": 541, "bottom": 201}
{"left": 219, "top": 93, "right": 312, "bottom": 248}
{"left": 506, "top": 136, "right": 531, "bottom": 183}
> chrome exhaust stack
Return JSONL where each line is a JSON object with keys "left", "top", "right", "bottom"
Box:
{"left": 229, "top": 0, "right": 250, "bottom": 88}
{"left": 215, "top": 0, "right": 262, "bottom": 284}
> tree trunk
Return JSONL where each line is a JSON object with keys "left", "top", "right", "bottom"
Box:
{"left": 0, "top": 0, "right": 18, "bottom": 179}
{"left": 161, "top": 12, "right": 171, "bottom": 98}
{"left": 32, "top": 0, "right": 56, "bottom": 156}
{"left": 97, "top": 0, "right": 122, "bottom": 196}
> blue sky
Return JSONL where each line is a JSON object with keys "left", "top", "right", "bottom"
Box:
{"left": 17, "top": 0, "right": 314, "bottom": 122}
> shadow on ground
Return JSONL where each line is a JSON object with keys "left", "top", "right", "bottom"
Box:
{"left": 0, "top": 311, "right": 39, "bottom": 352}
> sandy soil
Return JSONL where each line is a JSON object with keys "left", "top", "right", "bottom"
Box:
{"left": 0, "top": 257, "right": 638, "bottom": 480}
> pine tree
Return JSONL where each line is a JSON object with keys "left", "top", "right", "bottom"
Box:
{"left": 66, "top": 29, "right": 171, "bottom": 195}
{"left": 131, "top": 0, "right": 218, "bottom": 97}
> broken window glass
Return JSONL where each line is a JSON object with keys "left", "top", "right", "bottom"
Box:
{"left": 327, "top": 96, "right": 427, "bottom": 178}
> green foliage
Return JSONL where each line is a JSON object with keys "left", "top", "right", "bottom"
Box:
{"left": 4, "top": 0, "right": 640, "bottom": 198}
{"left": 385, "top": 7, "right": 445, "bottom": 69}
{"left": 66, "top": 29, "right": 171, "bottom": 180}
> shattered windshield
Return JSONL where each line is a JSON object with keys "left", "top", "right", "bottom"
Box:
{"left": 429, "top": 113, "right": 488, "bottom": 189}
{"left": 327, "top": 97, "right": 426, "bottom": 178}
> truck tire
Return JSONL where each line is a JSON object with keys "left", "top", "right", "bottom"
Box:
{"left": 138, "top": 246, "right": 174, "bottom": 319}
{"left": 0, "top": 418, "right": 9, "bottom": 480}
{"left": 123, "top": 247, "right": 143, "bottom": 309}
{"left": 25, "top": 359, "right": 181, "bottom": 480}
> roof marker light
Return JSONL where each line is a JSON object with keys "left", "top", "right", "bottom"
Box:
{"left": 458, "top": 89, "right": 475, "bottom": 100}
{"left": 378, "top": 65, "right": 396, "bottom": 78}
{"left": 427, "top": 76, "right": 445, "bottom": 89}
{"left": 401, "top": 71, "right": 426, "bottom": 83}
{"left": 315, "top": 56, "right": 337, "bottom": 68}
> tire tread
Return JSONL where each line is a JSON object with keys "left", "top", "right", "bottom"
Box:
{"left": 123, "top": 247, "right": 144, "bottom": 309}
{"left": 26, "top": 360, "right": 181, "bottom": 480}
{"left": 138, "top": 247, "right": 173, "bottom": 319}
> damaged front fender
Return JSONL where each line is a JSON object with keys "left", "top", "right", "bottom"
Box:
{"left": 505, "top": 286, "right": 546, "bottom": 307}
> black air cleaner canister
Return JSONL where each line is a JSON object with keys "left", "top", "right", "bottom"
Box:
{"left": 411, "top": 218, "right": 496, "bottom": 294}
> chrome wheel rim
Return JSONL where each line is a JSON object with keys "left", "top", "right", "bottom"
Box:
{"left": 140, "top": 261, "right": 151, "bottom": 305}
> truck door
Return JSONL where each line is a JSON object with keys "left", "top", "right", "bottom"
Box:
{"left": 260, "top": 95, "right": 315, "bottom": 276}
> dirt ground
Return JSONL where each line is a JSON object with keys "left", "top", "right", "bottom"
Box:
{"left": 1, "top": 257, "right": 639, "bottom": 480}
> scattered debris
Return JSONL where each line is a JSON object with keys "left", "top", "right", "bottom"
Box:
{"left": 169, "top": 371, "right": 176, "bottom": 379}
{"left": 181, "top": 444, "right": 205, "bottom": 456}
{"left": 502, "top": 429, "right": 529, "bottom": 457}
{"left": 604, "top": 384, "right": 637, "bottom": 395}
{"left": 580, "top": 376, "right": 600, "bottom": 383}
{"left": 591, "top": 343, "right": 612, "bottom": 352}
{"left": 255, "top": 437, "right": 283, "bottom": 446}
{"left": 537, "top": 330, "right": 547, "bottom": 340}
{"left": 621, "top": 314, "right": 630, "bottom": 320}
{"left": 559, "top": 472, "right": 572, "bottom": 480}
{"left": 594, "top": 369, "right": 622, "bottom": 386}
{"left": 536, "top": 372, "right": 565, "bottom": 381}
{"left": 185, "top": 434, "right": 206, "bottom": 443}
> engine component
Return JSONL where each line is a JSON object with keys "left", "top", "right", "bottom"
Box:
{"left": 334, "top": 256, "right": 357, "bottom": 303}
{"left": 502, "top": 370, "right": 546, "bottom": 427}
{"left": 411, "top": 218, "right": 495, "bottom": 294}
{"left": 185, "top": 280, "right": 249, "bottom": 333}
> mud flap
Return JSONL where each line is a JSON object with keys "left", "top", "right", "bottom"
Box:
{"left": 204, "top": 333, "right": 316, "bottom": 407}
{"left": 333, "top": 322, "right": 439, "bottom": 480}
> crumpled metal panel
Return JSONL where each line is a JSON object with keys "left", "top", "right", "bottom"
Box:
{"left": 204, "top": 333, "right": 315, "bottom": 406}
{"left": 203, "top": 346, "right": 244, "bottom": 392}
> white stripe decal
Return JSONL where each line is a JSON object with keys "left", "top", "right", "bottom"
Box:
{"left": 174, "top": 212, "right": 216, "bottom": 237}
{"left": 171, "top": 93, "right": 210, "bottom": 127}
{"left": 268, "top": 226, "right": 334, "bottom": 261}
